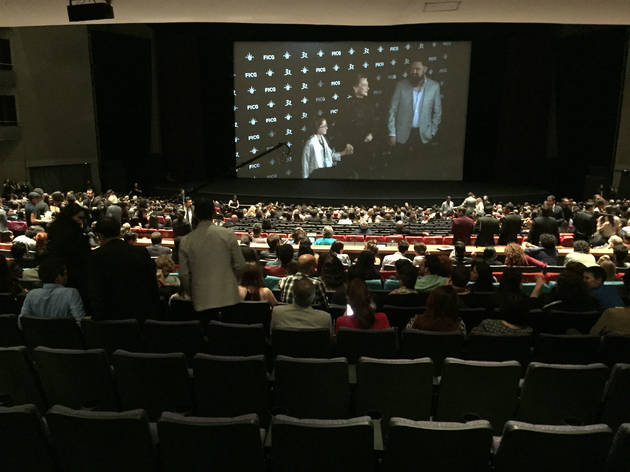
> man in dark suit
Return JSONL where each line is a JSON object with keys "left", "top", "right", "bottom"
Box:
{"left": 146, "top": 232, "right": 172, "bottom": 257}
{"left": 451, "top": 208, "right": 474, "bottom": 245}
{"left": 475, "top": 205, "right": 500, "bottom": 247}
{"left": 88, "top": 217, "right": 160, "bottom": 321}
{"left": 573, "top": 202, "right": 597, "bottom": 242}
{"left": 527, "top": 206, "right": 560, "bottom": 246}
{"left": 498, "top": 203, "right": 522, "bottom": 245}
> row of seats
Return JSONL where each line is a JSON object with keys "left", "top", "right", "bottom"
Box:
{"left": 1, "top": 344, "right": 628, "bottom": 432}
{"left": 3, "top": 313, "right": 630, "bottom": 368}
{"left": 4, "top": 404, "right": 628, "bottom": 472}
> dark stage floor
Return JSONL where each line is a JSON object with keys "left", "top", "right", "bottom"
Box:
{"left": 156, "top": 178, "right": 549, "bottom": 206}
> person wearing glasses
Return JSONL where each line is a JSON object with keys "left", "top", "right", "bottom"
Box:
{"left": 301, "top": 117, "right": 353, "bottom": 179}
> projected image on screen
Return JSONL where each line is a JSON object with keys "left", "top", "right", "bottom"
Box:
{"left": 234, "top": 41, "right": 470, "bottom": 180}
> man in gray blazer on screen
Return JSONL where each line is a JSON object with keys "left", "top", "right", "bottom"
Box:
{"left": 387, "top": 59, "right": 442, "bottom": 153}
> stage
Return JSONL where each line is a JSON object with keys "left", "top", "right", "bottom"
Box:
{"left": 162, "top": 178, "right": 550, "bottom": 206}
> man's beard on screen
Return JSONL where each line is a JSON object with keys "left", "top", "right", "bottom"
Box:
{"left": 410, "top": 74, "right": 423, "bottom": 86}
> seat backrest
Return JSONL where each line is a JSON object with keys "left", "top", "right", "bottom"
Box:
{"left": 142, "top": 319, "right": 204, "bottom": 358}
{"left": 0, "top": 314, "right": 23, "bottom": 347}
{"left": 383, "top": 305, "right": 423, "bottom": 331}
{"left": 386, "top": 418, "right": 492, "bottom": 472}
{"left": 271, "top": 414, "right": 373, "bottom": 472}
{"left": 272, "top": 328, "right": 331, "bottom": 358}
{"left": 601, "top": 335, "right": 630, "bottom": 366}
{"left": 336, "top": 327, "right": 398, "bottom": 363}
{"left": 494, "top": 421, "right": 613, "bottom": 472}
{"left": 0, "top": 404, "right": 56, "bottom": 472}
{"left": 601, "top": 363, "right": 630, "bottom": 431}
{"left": 33, "top": 346, "right": 117, "bottom": 410}
{"left": 400, "top": 329, "right": 465, "bottom": 376}
{"left": 193, "top": 353, "right": 268, "bottom": 422}
{"left": 436, "top": 357, "right": 521, "bottom": 434}
{"left": 223, "top": 301, "right": 272, "bottom": 332}
{"left": 544, "top": 309, "right": 601, "bottom": 334}
{"left": 0, "top": 346, "right": 45, "bottom": 410}
{"left": 534, "top": 333, "right": 600, "bottom": 364}
{"left": 113, "top": 350, "right": 192, "bottom": 421}
{"left": 607, "top": 423, "right": 630, "bottom": 472}
{"left": 158, "top": 412, "right": 265, "bottom": 472}
{"left": 21, "top": 315, "right": 84, "bottom": 350}
{"left": 518, "top": 362, "right": 609, "bottom": 425}
{"left": 356, "top": 357, "right": 433, "bottom": 424}
{"left": 274, "top": 356, "right": 349, "bottom": 419}
{"left": 465, "top": 332, "right": 531, "bottom": 367}
{"left": 46, "top": 405, "right": 156, "bottom": 472}
{"left": 458, "top": 308, "right": 487, "bottom": 333}
{"left": 207, "top": 321, "right": 266, "bottom": 356}
{"left": 167, "top": 298, "right": 196, "bottom": 320}
{"left": 82, "top": 318, "right": 142, "bottom": 356}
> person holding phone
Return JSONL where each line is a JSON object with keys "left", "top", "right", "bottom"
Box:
{"left": 335, "top": 279, "right": 390, "bottom": 333}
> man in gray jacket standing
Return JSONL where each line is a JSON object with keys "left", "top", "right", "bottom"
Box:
{"left": 388, "top": 59, "right": 442, "bottom": 152}
{"left": 179, "top": 198, "right": 245, "bottom": 318}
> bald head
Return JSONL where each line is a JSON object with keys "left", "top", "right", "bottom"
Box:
{"left": 297, "top": 254, "right": 316, "bottom": 275}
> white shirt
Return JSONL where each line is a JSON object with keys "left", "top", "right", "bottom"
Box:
{"left": 302, "top": 134, "right": 341, "bottom": 178}
{"left": 411, "top": 85, "right": 425, "bottom": 129}
{"left": 382, "top": 251, "right": 408, "bottom": 268}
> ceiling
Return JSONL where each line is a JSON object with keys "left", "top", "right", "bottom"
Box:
{"left": 1, "top": 0, "right": 630, "bottom": 27}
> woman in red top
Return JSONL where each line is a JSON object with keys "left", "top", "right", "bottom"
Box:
{"left": 335, "top": 279, "right": 390, "bottom": 332}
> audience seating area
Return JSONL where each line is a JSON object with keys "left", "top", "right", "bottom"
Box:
{"left": 1, "top": 304, "right": 630, "bottom": 470}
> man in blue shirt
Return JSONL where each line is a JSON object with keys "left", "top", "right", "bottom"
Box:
{"left": 20, "top": 256, "right": 85, "bottom": 325}
{"left": 583, "top": 265, "right": 624, "bottom": 310}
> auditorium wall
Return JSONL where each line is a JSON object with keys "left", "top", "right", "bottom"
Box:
{"left": 0, "top": 26, "right": 101, "bottom": 188}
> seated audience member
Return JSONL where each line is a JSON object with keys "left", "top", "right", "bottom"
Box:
{"left": 480, "top": 247, "right": 501, "bottom": 266}
{"left": 524, "top": 233, "right": 559, "bottom": 265}
{"left": 381, "top": 239, "right": 410, "bottom": 268}
{"left": 452, "top": 241, "right": 472, "bottom": 265}
{"left": 348, "top": 250, "right": 381, "bottom": 282}
{"left": 612, "top": 244, "right": 630, "bottom": 268}
{"left": 385, "top": 259, "right": 423, "bottom": 306}
{"left": 415, "top": 254, "right": 450, "bottom": 292}
{"left": 122, "top": 230, "right": 138, "bottom": 246}
{"left": 599, "top": 259, "right": 617, "bottom": 282}
{"left": 543, "top": 270, "right": 600, "bottom": 312}
{"left": 451, "top": 264, "right": 471, "bottom": 298}
{"left": 267, "top": 243, "right": 294, "bottom": 277}
{"left": 238, "top": 262, "right": 278, "bottom": 306}
{"left": 270, "top": 278, "right": 333, "bottom": 335}
{"left": 408, "top": 285, "right": 465, "bottom": 333}
{"left": 13, "top": 226, "right": 38, "bottom": 251}
{"left": 0, "top": 254, "right": 25, "bottom": 296}
{"left": 241, "top": 247, "right": 259, "bottom": 263}
{"left": 278, "top": 254, "right": 328, "bottom": 308}
{"left": 289, "top": 227, "right": 307, "bottom": 244}
{"left": 364, "top": 240, "right": 382, "bottom": 266}
{"left": 412, "top": 242, "right": 427, "bottom": 267}
{"left": 261, "top": 234, "right": 281, "bottom": 264}
{"left": 330, "top": 241, "right": 351, "bottom": 267}
{"left": 298, "top": 239, "right": 319, "bottom": 264}
{"left": 19, "top": 256, "right": 85, "bottom": 325}
{"left": 239, "top": 234, "right": 252, "bottom": 247}
{"left": 583, "top": 265, "right": 624, "bottom": 310}
{"left": 564, "top": 239, "right": 597, "bottom": 267}
{"left": 354, "top": 221, "right": 373, "bottom": 235}
{"left": 146, "top": 231, "right": 172, "bottom": 257}
{"left": 494, "top": 268, "right": 545, "bottom": 315}
{"left": 251, "top": 223, "right": 266, "bottom": 243}
{"left": 469, "top": 260, "right": 495, "bottom": 293}
{"left": 335, "top": 278, "right": 390, "bottom": 332}
{"left": 314, "top": 226, "right": 336, "bottom": 245}
{"left": 590, "top": 273, "right": 630, "bottom": 335}
{"left": 318, "top": 252, "right": 346, "bottom": 293}
{"left": 504, "top": 242, "right": 546, "bottom": 268}
{"left": 155, "top": 254, "right": 180, "bottom": 288}
{"left": 11, "top": 241, "right": 38, "bottom": 269}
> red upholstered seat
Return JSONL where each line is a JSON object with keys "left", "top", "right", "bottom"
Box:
{"left": 560, "top": 235, "right": 574, "bottom": 247}
{"left": 379, "top": 270, "right": 396, "bottom": 281}
{"left": 333, "top": 235, "right": 347, "bottom": 241}
{"left": 424, "top": 236, "right": 443, "bottom": 245}
{"left": 442, "top": 236, "right": 453, "bottom": 245}
{"left": 405, "top": 236, "right": 424, "bottom": 243}
{"left": 384, "top": 235, "right": 404, "bottom": 243}
{"left": 345, "top": 235, "right": 364, "bottom": 242}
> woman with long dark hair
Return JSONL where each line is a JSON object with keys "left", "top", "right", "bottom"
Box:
{"left": 469, "top": 260, "right": 495, "bottom": 292}
{"left": 409, "top": 285, "right": 465, "bottom": 332}
{"left": 335, "top": 278, "right": 390, "bottom": 332}
{"left": 348, "top": 250, "right": 380, "bottom": 281}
